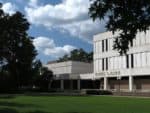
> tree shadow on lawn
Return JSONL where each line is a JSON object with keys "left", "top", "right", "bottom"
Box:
{"left": 0, "top": 108, "right": 18, "bottom": 113}
{"left": 0, "top": 101, "right": 91, "bottom": 113}
{"left": 0, "top": 101, "right": 38, "bottom": 108}
{"left": 64, "top": 112, "right": 91, "bottom": 113}
{"left": 29, "top": 111, "right": 91, "bottom": 113}
{"left": 0, "top": 95, "right": 16, "bottom": 99}
{"left": 0, "top": 108, "right": 92, "bottom": 113}
{"left": 0, "top": 101, "right": 40, "bottom": 109}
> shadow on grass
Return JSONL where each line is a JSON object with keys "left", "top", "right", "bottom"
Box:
{"left": 64, "top": 112, "right": 91, "bottom": 113}
{"left": 0, "top": 95, "right": 16, "bottom": 99}
{"left": 29, "top": 111, "right": 52, "bottom": 113}
{"left": 0, "top": 108, "right": 92, "bottom": 113}
{"left": 0, "top": 108, "right": 18, "bottom": 113}
{"left": 26, "top": 111, "right": 91, "bottom": 113}
{"left": 0, "top": 101, "right": 38, "bottom": 108}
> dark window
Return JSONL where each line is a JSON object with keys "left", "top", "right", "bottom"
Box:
{"left": 102, "top": 40, "right": 104, "bottom": 52}
{"left": 102, "top": 58, "right": 104, "bottom": 71}
{"left": 106, "top": 39, "right": 108, "bottom": 51}
{"left": 126, "top": 55, "right": 129, "bottom": 68}
{"left": 131, "top": 54, "right": 134, "bottom": 68}
{"left": 106, "top": 58, "right": 108, "bottom": 70}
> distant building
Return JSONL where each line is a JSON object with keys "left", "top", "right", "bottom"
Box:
{"left": 45, "top": 61, "right": 97, "bottom": 90}
{"left": 94, "top": 30, "right": 150, "bottom": 92}
{"left": 45, "top": 30, "right": 150, "bottom": 92}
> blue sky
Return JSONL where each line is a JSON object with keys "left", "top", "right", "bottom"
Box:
{"left": 1, "top": 0, "right": 106, "bottom": 64}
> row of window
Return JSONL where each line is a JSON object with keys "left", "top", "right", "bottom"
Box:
{"left": 94, "top": 31, "right": 150, "bottom": 53}
{"left": 94, "top": 38, "right": 111, "bottom": 53}
{"left": 94, "top": 52, "right": 150, "bottom": 73}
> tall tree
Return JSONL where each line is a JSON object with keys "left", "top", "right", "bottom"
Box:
{"left": 0, "top": 4, "right": 37, "bottom": 89}
{"left": 35, "top": 67, "right": 53, "bottom": 91}
{"left": 57, "top": 49, "right": 93, "bottom": 63}
{"left": 89, "top": 0, "right": 150, "bottom": 54}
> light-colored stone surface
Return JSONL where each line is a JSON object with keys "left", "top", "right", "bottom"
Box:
{"left": 94, "top": 30, "right": 150, "bottom": 91}
{"left": 45, "top": 61, "right": 93, "bottom": 80}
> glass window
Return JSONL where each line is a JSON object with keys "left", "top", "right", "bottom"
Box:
{"left": 102, "top": 40, "right": 104, "bottom": 52}
{"left": 126, "top": 55, "right": 129, "bottom": 68}
{"left": 106, "top": 39, "right": 108, "bottom": 51}
{"left": 131, "top": 54, "right": 134, "bottom": 68}
{"left": 102, "top": 58, "right": 105, "bottom": 71}
{"left": 106, "top": 58, "right": 108, "bottom": 70}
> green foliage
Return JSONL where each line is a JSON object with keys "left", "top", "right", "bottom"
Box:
{"left": 58, "top": 48, "right": 93, "bottom": 63}
{"left": 35, "top": 67, "right": 53, "bottom": 91}
{"left": 89, "top": 0, "right": 150, "bottom": 54}
{"left": 86, "top": 89, "right": 112, "bottom": 95}
{"left": 0, "top": 4, "right": 41, "bottom": 90}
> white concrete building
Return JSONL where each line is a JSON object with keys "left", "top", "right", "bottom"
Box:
{"left": 94, "top": 30, "right": 150, "bottom": 92}
{"left": 45, "top": 61, "right": 95, "bottom": 90}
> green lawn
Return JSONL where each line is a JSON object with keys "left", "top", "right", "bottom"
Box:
{"left": 0, "top": 95, "right": 150, "bottom": 113}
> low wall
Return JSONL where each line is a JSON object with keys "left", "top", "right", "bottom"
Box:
{"left": 113, "top": 91, "right": 150, "bottom": 97}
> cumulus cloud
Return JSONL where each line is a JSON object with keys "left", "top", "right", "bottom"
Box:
{"left": 33, "top": 36, "right": 76, "bottom": 58}
{"left": 28, "top": 0, "right": 38, "bottom": 8}
{"left": 2, "top": 2, "right": 17, "bottom": 15}
{"left": 25, "top": 0, "right": 106, "bottom": 43}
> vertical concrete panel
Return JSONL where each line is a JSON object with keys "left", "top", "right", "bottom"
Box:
{"left": 141, "top": 53, "right": 146, "bottom": 67}
{"left": 136, "top": 32, "right": 140, "bottom": 46}
{"left": 146, "top": 30, "right": 150, "bottom": 44}
{"left": 147, "top": 52, "right": 150, "bottom": 66}
{"left": 137, "top": 53, "right": 141, "bottom": 67}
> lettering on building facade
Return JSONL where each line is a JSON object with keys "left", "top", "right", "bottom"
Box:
{"left": 96, "top": 71, "right": 120, "bottom": 76}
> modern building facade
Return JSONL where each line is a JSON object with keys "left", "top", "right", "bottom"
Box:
{"left": 45, "top": 61, "right": 96, "bottom": 90}
{"left": 94, "top": 30, "right": 150, "bottom": 92}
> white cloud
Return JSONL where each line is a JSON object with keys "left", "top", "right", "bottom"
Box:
{"left": 61, "top": 19, "right": 106, "bottom": 43}
{"left": 28, "top": 0, "right": 38, "bottom": 8}
{"left": 2, "top": 2, "right": 17, "bottom": 15}
{"left": 25, "top": 0, "right": 106, "bottom": 43}
{"left": 33, "top": 36, "right": 76, "bottom": 58}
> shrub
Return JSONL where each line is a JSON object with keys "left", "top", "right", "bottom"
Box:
{"left": 86, "top": 89, "right": 112, "bottom": 95}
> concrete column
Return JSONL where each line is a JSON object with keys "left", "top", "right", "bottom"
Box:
{"left": 129, "top": 76, "right": 133, "bottom": 92}
{"left": 104, "top": 77, "right": 108, "bottom": 90}
{"left": 60, "top": 80, "right": 64, "bottom": 90}
{"left": 77, "top": 79, "right": 80, "bottom": 90}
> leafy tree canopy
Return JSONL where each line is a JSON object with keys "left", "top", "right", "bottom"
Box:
{"left": 89, "top": 0, "right": 150, "bottom": 54}
{"left": 0, "top": 3, "right": 40, "bottom": 89}
{"left": 34, "top": 67, "right": 54, "bottom": 91}
{"left": 57, "top": 48, "right": 93, "bottom": 63}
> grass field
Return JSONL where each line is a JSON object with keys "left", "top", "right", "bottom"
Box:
{"left": 0, "top": 95, "right": 150, "bottom": 113}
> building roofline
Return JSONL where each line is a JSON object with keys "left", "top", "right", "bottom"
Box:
{"left": 46, "top": 60, "right": 92, "bottom": 66}
{"left": 93, "top": 31, "right": 121, "bottom": 42}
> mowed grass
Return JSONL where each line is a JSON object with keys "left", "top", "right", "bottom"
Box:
{"left": 0, "top": 95, "right": 150, "bottom": 113}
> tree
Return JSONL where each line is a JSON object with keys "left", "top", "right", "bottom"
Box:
{"left": 57, "top": 49, "right": 93, "bottom": 63}
{"left": 89, "top": 0, "right": 150, "bottom": 54}
{"left": 0, "top": 4, "right": 38, "bottom": 90}
{"left": 35, "top": 67, "right": 53, "bottom": 91}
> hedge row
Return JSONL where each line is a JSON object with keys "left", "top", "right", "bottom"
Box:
{"left": 86, "top": 89, "right": 112, "bottom": 95}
